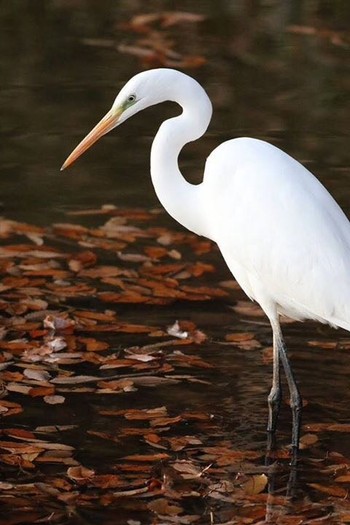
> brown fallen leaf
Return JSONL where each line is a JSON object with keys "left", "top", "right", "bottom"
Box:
{"left": 242, "top": 474, "right": 268, "bottom": 495}
{"left": 51, "top": 375, "right": 100, "bottom": 384}
{"left": 335, "top": 474, "right": 350, "bottom": 483}
{"left": 0, "top": 399, "right": 23, "bottom": 417}
{"left": 144, "top": 246, "right": 168, "bottom": 259}
{"left": 23, "top": 269, "right": 71, "bottom": 279}
{"left": 304, "top": 423, "right": 350, "bottom": 433}
{"left": 142, "top": 262, "right": 185, "bottom": 276}
{"left": 98, "top": 291, "right": 149, "bottom": 304}
{"left": 162, "top": 11, "right": 206, "bottom": 27}
{"left": 200, "top": 446, "right": 262, "bottom": 465}
{"left": 96, "top": 378, "right": 135, "bottom": 393}
{"left": 148, "top": 497, "right": 183, "bottom": 516}
{"left": 261, "top": 346, "right": 273, "bottom": 365}
{"left": 308, "top": 483, "right": 348, "bottom": 498}
{"left": 0, "top": 441, "right": 45, "bottom": 454}
{"left": 171, "top": 460, "right": 206, "bottom": 479}
{"left": 74, "top": 310, "right": 117, "bottom": 322}
{"left": 122, "top": 453, "right": 170, "bottom": 462}
{"left": 23, "top": 368, "right": 51, "bottom": 381}
{"left": 180, "top": 284, "right": 228, "bottom": 298}
{"left": 0, "top": 453, "right": 36, "bottom": 469}
{"left": 182, "top": 412, "right": 211, "bottom": 422}
{"left": 79, "top": 265, "right": 134, "bottom": 279}
{"left": 308, "top": 340, "right": 338, "bottom": 349}
{"left": 0, "top": 340, "right": 37, "bottom": 353}
{"left": 150, "top": 415, "right": 182, "bottom": 427}
{"left": 113, "top": 486, "right": 150, "bottom": 498}
{"left": 53, "top": 223, "right": 89, "bottom": 239}
{"left": 168, "top": 436, "right": 202, "bottom": 451}
{"left": 90, "top": 474, "right": 123, "bottom": 489}
{"left": 0, "top": 482, "right": 13, "bottom": 490}
{"left": 33, "top": 442, "right": 73, "bottom": 452}
{"left": 78, "top": 337, "right": 110, "bottom": 352}
{"left": 225, "top": 332, "right": 256, "bottom": 342}
{"left": 130, "top": 406, "right": 168, "bottom": 419}
{"left": 169, "top": 352, "right": 213, "bottom": 369}
{"left": 29, "top": 386, "right": 55, "bottom": 398}
{"left": 6, "top": 382, "right": 32, "bottom": 395}
{"left": 144, "top": 433, "right": 167, "bottom": 450}
{"left": 232, "top": 300, "right": 265, "bottom": 317}
{"left": 47, "top": 282, "right": 96, "bottom": 297}
{"left": 68, "top": 250, "right": 97, "bottom": 272}
{"left": 127, "top": 11, "right": 205, "bottom": 31}
{"left": 99, "top": 358, "right": 137, "bottom": 370}
{"left": 287, "top": 24, "right": 348, "bottom": 47}
{"left": 1, "top": 428, "right": 37, "bottom": 441}
{"left": 20, "top": 298, "right": 48, "bottom": 311}
{"left": 299, "top": 433, "right": 318, "bottom": 449}
{"left": 124, "top": 349, "right": 158, "bottom": 362}
{"left": 44, "top": 395, "right": 65, "bottom": 405}
{"left": 67, "top": 465, "right": 95, "bottom": 481}
{"left": 0, "top": 371, "right": 23, "bottom": 382}
{"left": 87, "top": 430, "right": 120, "bottom": 443}
{"left": 75, "top": 322, "right": 156, "bottom": 334}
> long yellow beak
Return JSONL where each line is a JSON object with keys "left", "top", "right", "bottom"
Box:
{"left": 61, "top": 107, "right": 122, "bottom": 171}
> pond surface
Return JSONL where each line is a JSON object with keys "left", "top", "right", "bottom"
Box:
{"left": 0, "top": 2, "right": 350, "bottom": 524}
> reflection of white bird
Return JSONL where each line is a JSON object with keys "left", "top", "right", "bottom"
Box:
{"left": 62, "top": 68, "right": 350, "bottom": 459}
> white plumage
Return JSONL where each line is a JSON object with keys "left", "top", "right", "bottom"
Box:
{"left": 203, "top": 137, "right": 350, "bottom": 331}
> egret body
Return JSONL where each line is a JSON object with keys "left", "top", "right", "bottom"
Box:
{"left": 62, "top": 69, "right": 350, "bottom": 458}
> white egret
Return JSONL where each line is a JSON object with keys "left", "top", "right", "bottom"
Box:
{"left": 62, "top": 68, "right": 350, "bottom": 459}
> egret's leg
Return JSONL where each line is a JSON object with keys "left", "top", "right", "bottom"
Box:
{"left": 272, "top": 319, "right": 302, "bottom": 459}
{"left": 267, "top": 327, "right": 281, "bottom": 434}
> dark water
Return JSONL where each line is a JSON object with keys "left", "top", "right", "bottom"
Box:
{"left": 1, "top": 1, "right": 350, "bottom": 522}
{"left": 1, "top": 1, "right": 349, "bottom": 222}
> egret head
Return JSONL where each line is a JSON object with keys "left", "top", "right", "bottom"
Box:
{"left": 61, "top": 69, "right": 178, "bottom": 170}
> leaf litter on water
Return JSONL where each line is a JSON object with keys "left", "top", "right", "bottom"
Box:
{"left": 1, "top": 208, "right": 350, "bottom": 523}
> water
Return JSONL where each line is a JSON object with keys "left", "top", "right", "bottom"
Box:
{"left": 1, "top": 2, "right": 349, "bottom": 220}
{"left": 1, "top": 2, "right": 350, "bottom": 523}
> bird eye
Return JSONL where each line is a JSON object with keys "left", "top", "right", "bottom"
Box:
{"left": 127, "top": 94, "right": 136, "bottom": 103}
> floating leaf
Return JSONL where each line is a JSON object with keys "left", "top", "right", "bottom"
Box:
{"left": 0, "top": 399, "right": 23, "bottom": 416}
{"left": 308, "top": 483, "right": 348, "bottom": 498}
{"left": 78, "top": 337, "right": 110, "bottom": 352}
{"left": 171, "top": 460, "right": 205, "bottom": 479}
{"left": 122, "top": 453, "right": 170, "bottom": 462}
{"left": 23, "top": 368, "right": 51, "bottom": 381}
{"left": 67, "top": 465, "right": 95, "bottom": 481}
{"left": 29, "top": 387, "right": 55, "bottom": 398}
{"left": 148, "top": 498, "right": 183, "bottom": 516}
{"left": 305, "top": 423, "right": 350, "bottom": 433}
{"left": 167, "top": 435, "right": 202, "bottom": 451}
{"left": 123, "top": 406, "right": 168, "bottom": 420}
{"left": 242, "top": 474, "right": 268, "bottom": 495}
{"left": 44, "top": 395, "right": 65, "bottom": 405}
{"left": 299, "top": 433, "right": 319, "bottom": 449}
{"left": 51, "top": 375, "right": 100, "bottom": 384}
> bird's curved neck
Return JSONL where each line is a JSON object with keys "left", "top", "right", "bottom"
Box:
{"left": 150, "top": 80, "right": 212, "bottom": 237}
